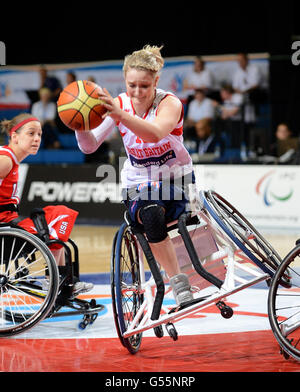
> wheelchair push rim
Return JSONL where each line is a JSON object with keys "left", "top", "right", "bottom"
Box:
{"left": 268, "top": 244, "right": 300, "bottom": 361}
{"left": 111, "top": 223, "right": 144, "bottom": 354}
{"left": 201, "top": 190, "right": 282, "bottom": 277}
{"left": 0, "top": 228, "right": 59, "bottom": 336}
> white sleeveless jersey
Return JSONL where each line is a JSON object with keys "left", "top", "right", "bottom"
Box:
{"left": 117, "top": 88, "right": 193, "bottom": 188}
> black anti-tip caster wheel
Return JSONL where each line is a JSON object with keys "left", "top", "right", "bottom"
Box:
{"left": 78, "top": 313, "right": 98, "bottom": 330}
{"left": 280, "top": 346, "right": 291, "bottom": 360}
{"left": 216, "top": 301, "right": 234, "bottom": 319}
{"left": 78, "top": 320, "right": 88, "bottom": 330}
{"left": 166, "top": 323, "right": 178, "bottom": 341}
{"left": 154, "top": 325, "right": 164, "bottom": 338}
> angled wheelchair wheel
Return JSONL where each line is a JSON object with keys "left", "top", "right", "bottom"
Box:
{"left": 268, "top": 243, "right": 300, "bottom": 362}
{"left": 110, "top": 228, "right": 126, "bottom": 348}
{"left": 111, "top": 223, "right": 144, "bottom": 354}
{"left": 201, "top": 190, "right": 282, "bottom": 277}
{"left": 0, "top": 227, "right": 59, "bottom": 336}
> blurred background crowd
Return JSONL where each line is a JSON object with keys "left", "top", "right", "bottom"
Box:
{"left": 1, "top": 52, "right": 298, "bottom": 167}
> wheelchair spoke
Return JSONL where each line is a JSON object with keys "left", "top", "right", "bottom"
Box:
{"left": 0, "top": 237, "right": 4, "bottom": 273}
{"left": 8, "top": 266, "right": 47, "bottom": 284}
{"left": 0, "top": 287, "right": 5, "bottom": 326}
{"left": 2, "top": 289, "right": 29, "bottom": 324}
{"left": 6, "top": 283, "right": 44, "bottom": 306}
{"left": 0, "top": 228, "right": 59, "bottom": 335}
{"left": 6, "top": 237, "right": 17, "bottom": 275}
{"left": 7, "top": 247, "right": 39, "bottom": 280}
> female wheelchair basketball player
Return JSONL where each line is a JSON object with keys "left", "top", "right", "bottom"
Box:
{"left": 74, "top": 46, "right": 300, "bottom": 360}
{"left": 75, "top": 45, "right": 195, "bottom": 306}
{"left": 0, "top": 113, "right": 93, "bottom": 296}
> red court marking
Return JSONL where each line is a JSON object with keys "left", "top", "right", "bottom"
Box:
{"left": 77, "top": 294, "right": 111, "bottom": 299}
{"left": 1, "top": 331, "right": 299, "bottom": 372}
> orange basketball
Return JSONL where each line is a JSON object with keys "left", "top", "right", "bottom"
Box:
{"left": 57, "top": 80, "right": 107, "bottom": 131}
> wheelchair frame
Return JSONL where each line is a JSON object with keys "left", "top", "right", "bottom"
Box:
{"left": 44, "top": 237, "right": 104, "bottom": 329}
{"left": 111, "top": 187, "right": 299, "bottom": 360}
{"left": 0, "top": 221, "right": 104, "bottom": 336}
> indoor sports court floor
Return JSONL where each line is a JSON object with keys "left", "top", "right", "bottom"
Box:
{"left": 1, "top": 225, "right": 300, "bottom": 373}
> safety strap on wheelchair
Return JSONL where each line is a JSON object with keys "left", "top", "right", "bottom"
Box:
{"left": 177, "top": 213, "right": 223, "bottom": 289}
{"left": 10, "top": 216, "right": 25, "bottom": 225}
{"left": 30, "top": 208, "right": 50, "bottom": 242}
{"left": 0, "top": 203, "right": 19, "bottom": 213}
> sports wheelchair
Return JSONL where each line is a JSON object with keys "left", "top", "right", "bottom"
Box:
{"left": 111, "top": 186, "right": 300, "bottom": 362}
{"left": 0, "top": 208, "right": 104, "bottom": 336}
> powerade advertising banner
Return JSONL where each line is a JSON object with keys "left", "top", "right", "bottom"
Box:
{"left": 20, "top": 164, "right": 125, "bottom": 224}
{"left": 19, "top": 164, "right": 300, "bottom": 230}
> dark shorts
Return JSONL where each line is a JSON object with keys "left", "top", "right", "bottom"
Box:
{"left": 123, "top": 172, "right": 195, "bottom": 224}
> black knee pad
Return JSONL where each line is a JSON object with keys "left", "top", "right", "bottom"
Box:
{"left": 139, "top": 204, "right": 168, "bottom": 243}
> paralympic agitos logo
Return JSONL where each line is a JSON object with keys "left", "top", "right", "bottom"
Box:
{"left": 255, "top": 170, "right": 294, "bottom": 206}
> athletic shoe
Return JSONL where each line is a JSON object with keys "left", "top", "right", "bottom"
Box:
{"left": 72, "top": 281, "right": 94, "bottom": 296}
{"left": 41, "top": 279, "right": 94, "bottom": 296}
{"left": 169, "top": 273, "right": 193, "bottom": 305}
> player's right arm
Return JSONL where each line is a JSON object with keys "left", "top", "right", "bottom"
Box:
{"left": 0, "top": 155, "right": 13, "bottom": 179}
{"left": 75, "top": 97, "right": 120, "bottom": 154}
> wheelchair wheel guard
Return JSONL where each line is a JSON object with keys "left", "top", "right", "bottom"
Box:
{"left": 201, "top": 190, "right": 283, "bottom": 277}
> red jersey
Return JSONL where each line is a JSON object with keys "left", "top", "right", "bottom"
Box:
{"left": 0, "top": 146, "right": 19, "bottom": 222}
{"left": 0, "top": 146, "right": 78, "bottom": 248}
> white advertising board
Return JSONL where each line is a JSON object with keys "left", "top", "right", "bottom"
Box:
{"left": 194, "top": 164, "right": 300, "bottom": 231}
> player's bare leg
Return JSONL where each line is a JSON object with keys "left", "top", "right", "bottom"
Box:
{"left": 138, "top": 205, "right": 193, "bottom": 305}
{"left": 149, "top": 239, "right": 193, "bottom": 305}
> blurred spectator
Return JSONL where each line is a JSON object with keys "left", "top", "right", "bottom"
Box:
{"left": 39, "top": 65, "right": 62, "bottom": 102}
{"left": 31, "top": 87, "right": 61, "bottom": 149}
{"left": 183, "top": 57, "right": 214, "bottom": 95}
{"left": 0, "top": 82, "right": 11, "bottom": 99}
{"left": 232, "top": 53, "right": 261, "bottom": 95}
{"left": 187, "top": 118, "right": 224, "bottom": 162}
{"left": 219, "top": 84, "right": 243, "bottom": 120}
{"left": 66, "top": 71, "right": 76, "bottom": 85}
{"left": 269, "top": 123, "right": 299, "bottom": 158}
{"left": 215, "top": 84, "right": 244, "bottom": 148}
{"left": 184, "top": 88, "right": 215, "bottom": 139}
{"left": 87, "top": 76, "right": 97, "bottom": 83}
{"left": 232, "top": 53, "right": 261, "bottom": 126}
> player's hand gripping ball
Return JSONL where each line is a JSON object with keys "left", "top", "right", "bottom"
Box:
{"left": 57, "top": 80, "right": 107, "bottom": 131}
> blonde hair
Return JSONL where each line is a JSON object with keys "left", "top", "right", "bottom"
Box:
{"left": 123, "top": 45, "right": 164, "bottom": 75}
{"left": 0, "top": 113, "right": 35, "bottom": 136}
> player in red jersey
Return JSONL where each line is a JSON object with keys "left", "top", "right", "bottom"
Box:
{"left": 0, "top": 113, "right": 93, "bottom": 295}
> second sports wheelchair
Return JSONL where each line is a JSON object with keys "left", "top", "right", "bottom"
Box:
{"left": 0, "top": 208, "right": 104, "bottom": 336}
{"left": 111, "top": 186, "right": 300, "bottom": 362}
